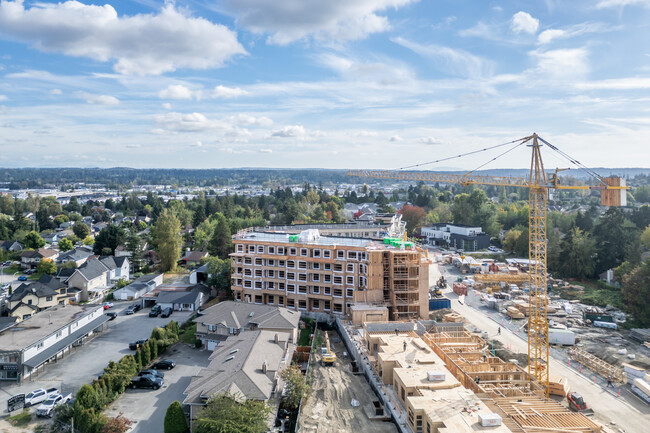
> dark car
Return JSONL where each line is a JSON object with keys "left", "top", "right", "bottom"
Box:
{"left": 161, "top": 307, "right": 173, "bottom": 318}
{"left": 152, "top": 359, "right": 175, "bottom": 370}
{"left": 18, "top": 275, "right": 28, "bottom": 281}
{"left": 138, "top": 369, "right": 164, "bottom": 379}
{"left": 125, "top": 305, "right": 136, "bottom": 315}
{"left": 129, "top": 339, "right": 148, "bottom": 350}
{"left": 129, "top": 374, "right": 163, "bottom": 390}
{"left": 149, "top": 305, "right": 161, "bottom": 317}
{"left": 133, "top": 303, "right": 142, "bottom": 312}
{"left": 105, "top": 312, "right": 118, "bottom": 320}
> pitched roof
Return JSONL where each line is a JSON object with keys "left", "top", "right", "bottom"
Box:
{"left": 183, "top": 330, "right": 288, "bottom": 404}
{"left": 99, "top": 256, "right": 118, "bottom": 270}
{"left": 58, "top": 248, "right": 93, "bottom": 262}
{"left": 182, "top": 250, "right": 208, "bottom": 262}
{"left": 8, "top": 282, "right": 59, "bottom": 302}
{"left": 73, "top": 258, "right": 109, "bottom": 281}
{"left": 156, "top": 290, "right": 201, "bottom": 305}
{"left": 57, "top": 268, "right": 76, "bottom": 281}
{"left": 198, "top": 301, "right": 300, "bottom": 331}
{"left": 114, "top": 256, "right": 128, "bottom": 267}
{"left": 21, "top": 248, "right": 58, "bottom": 259}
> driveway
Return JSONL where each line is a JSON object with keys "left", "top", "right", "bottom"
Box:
{"left": 0, "top": 302, "right": 193, "bottom": 414}
{"left": 105, "top": 343, "right": 211, "bottom": 433}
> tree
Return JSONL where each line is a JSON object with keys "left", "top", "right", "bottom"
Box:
{"left": 74, "top": 222, "right": 91, "bottom": 239}
{"left": 94, "top": 225, "right": 125, "bottom": 256}
{"left": 154, "top": 209, "right": 182, "bottom": 272}
{"left": 100, "top": 415, "right": 132, "bottom": 433}
{"left": 164, "top": 401, "right": 188, "bottom": 433}
{"left": 621, "top": 260, "right": 650, "bottom": 326}
{"left": 208, "top": 213, "right": 232, "bottom": 259}
{"left": 38, "top": 258, "right": 57, "bottom": 275}
{"left": 502, "top": 229, "right": 521, "bottom": 253}
{"left": 558, "top": 226, "right": 596, "bottom": 279}
{"left": 23, "top": 231, "right": 45, "bottom": 249}
{"left": 194, "top": 393, "right": 272, "bottom": 433}
{"left": 514, "top": 228, "right": 529, "bottom": 258}
{"left": 593, "top": 208, "right": 637, "bottom": 274}
{"left": 59, "top": 238, "right": 74, "bottom": 252}
{"left": 398, "top": 205, "right": 426, "bottom": 236}
{"left": 641, "top": 225, "right": 650, "bottom": 250}
{"left": 204, "top": 257, "right": 232, "bottom": 297}
{"left": 279, "top": 365, "right": 309, "bottom": 409}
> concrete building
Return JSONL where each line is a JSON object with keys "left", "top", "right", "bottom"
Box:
{"left": 263, "top": 214, "right": 405, "bottom": 240}
{"left": 0, "top": 304, "right": 108, "bottom": 382}
{"left": 231, "top": 230, "right": 430, "bottom": 320}
{"left": 421, "top": 223, "right": 490, "bottom": 251}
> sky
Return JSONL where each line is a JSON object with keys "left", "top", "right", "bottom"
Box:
{"left": 0, "top": 0, "right": 649, "bottom": 170}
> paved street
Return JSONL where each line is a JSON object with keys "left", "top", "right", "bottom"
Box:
{"left": 430, "top": 259, "right": 650, "bottom": 433}
{"left": 105, "top": 343, "right": 211, "bottom": 433}
{"left": 0, "top": 302, "right": 193, "bottom": 414}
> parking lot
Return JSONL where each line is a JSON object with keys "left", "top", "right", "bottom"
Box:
{"left": 0, "top": 302, "right": 193, "bottom": 415}
{"left": 105, "top": 343, "right": 211, "bottom": 433}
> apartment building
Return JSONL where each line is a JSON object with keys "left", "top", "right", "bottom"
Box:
{"left": 230, "top": 230, "right": 430, "bottom": 319}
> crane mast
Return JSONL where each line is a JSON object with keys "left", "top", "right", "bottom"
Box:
{"left": 348, "top": 133, "right": 628, "bottom": 397}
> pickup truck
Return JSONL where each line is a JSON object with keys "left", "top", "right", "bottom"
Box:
{"left": 36, "top": 393, "right": 72, "bottom": 417}
{"left": 130, "top": 374, "right": 163, "bottom": 390}
{"left": 24, "top": 387, "right": 59, "bottom": 407}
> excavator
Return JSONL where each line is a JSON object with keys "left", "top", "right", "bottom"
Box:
{"left": 431, "top": 275, "right": 446, "bottom": 297}
{"left": 321, "top": 332, "right": 337, "bottom": 366}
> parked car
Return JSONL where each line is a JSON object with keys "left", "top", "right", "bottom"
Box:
{"left": 129, "top": 339, "right": 148, "bottom": 350}
{"left": 1, "top": 283, "right": 9, "bottom": 290}
{"left": 132, "top": 303, "right": 142, "bottom": 312}
{"left": 102, "top": 302, "right": 114, "bottom": 310}
{"left": 24, "top": 388, "right": 59, "bottom": 407}
{"left": 18, "top": 275, "right": 27, "bottom": 281}
{"left": 152, "top": 359, "right": 176, "bottom": 370}
{"left": 36, "top": 393, "right": 72, "bottom": 418}
{"left": 125, "top": 305, "right": 136, "bottom": 315}
{"left": 161, "top": 307, "right": 173, "bottom": 318}
{"left": 129, "top": 374, "right": 163, "bottom": 390}
{"left": 149, "top": 305, "right": 161, "bottom": 317}
{"left": 138, "top": 369, "right": 164, "bottom": 379}
{"left": 105, "top": 312, "right": 118, "bottom": 320}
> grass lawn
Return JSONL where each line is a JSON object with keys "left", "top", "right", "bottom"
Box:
{"left": 558, "top": 280, "right": 625, "bottom": 310}
{"left": 8, "top": 409, "right": 32, "bottom": 426}
{"left": 297, "top": 319, "right": 316, "bottom": 346}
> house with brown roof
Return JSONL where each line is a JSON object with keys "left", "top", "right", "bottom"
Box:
{"left": 180, "top": 250, "right": 208, "bottom": 268}
{"left": 20, "top": 248, "right": 59, "bottom": 269}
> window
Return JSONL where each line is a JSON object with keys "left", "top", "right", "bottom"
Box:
{"left": 337, "top": 250, "right": 345, "bottom": 259}
{"left": 359, "top": 276, "right": 367, "bottom": 288}
{"left": 324, "top": 263, "right": 331, "bottom": 271}
{"left": 333, "top": 303, "right": 343, "bottom": 313}
{"left": 244, "top": 269, "right": 252, "bottom": 276}
{"left": 56, "top": 330, "right": 63, "bottom": 338}
{"left": 237, "top": 244, "right": 244, "bottom": 252}
{"left": 347, "top": 251, "right": 357, "bottom": 259}
{"left": 208, "top": 324, "right": 216, "bottom": 332}
{"left": 333, "top": 276, "right": 342, "bottom": 285}
{"left": 289, "top": 247, "right": 297, "bottom": 256}
{"left": 257, "top": 245, "right": 264, "bottom": 253}
{"left": 324, "top": 274, "right": 331, "bottom": 283}
{"left": 244, "top": 280, "right": 252, "bottom": 288}
{"left": 267, "top": 270, "right": 275, "bottom": 278}
{"left": 287, "top": 298, "right": 295, "bottom": 308}
{"left": 278, "top": 271, "right": 285, "bottom": 278}
{"left": 278, "top": 297, "right": 284, "bottom": 306}
{"left": 311, "top": 273, "right": 320, "bottom": 282}
{"left": 346, "top": 288, "right": 354, "bottom": 298}
{"left": 334, "top": 264, "right": 343, "bottom": 272}
{"left": 254, "top": 295, "right": 263, "bottom": 304}
{"left": 298, "top": 285, "right": 307, "bottom": 294}
{"left": 27, "top": 299, "right": 32, "bottom": 305}
{"left": 247, "top": 245, "right": 255, "bottom": 253}
{"left": 254, "top": 269, "right": 262, "bottom": 277}
{"left": 267, "top": 282, "right": 275, "bottom": 289}
{"left": 311, "top": 286, "right": 320, "bottom": 294}
{"left": 333, "top": 288, "right": 343, "bottom": 297}
{"left": 287, "top": 284, "right": 295, "bottom": 293}
{"left": 346, "top": 276, "right": 354, "bottom": 285}
{"left": 298, "top": 300, "right": 307, "bottom": 310}
{"left": 323, "top": 249, "right": 331, "bottom": 258}
{"left": 298, "top": 273, "right": 307, "bottom": 282}
{"left": 46, "top": 296, "right": 52, "bottom": 302}
{"left": 268, "top": 246, "right": 275, "bottom": 254}
{"left": 324, "top": 300, "right": 331, "bottom": 311}
{"left": 244, "top": 257, "right": 252, "bottom": 265}
{"left": 359, "top": 252, "right": 367, "bottom": 260}
{"left": 347, "top": 263, "right": 354, "bottom": 272}
{"left": 277, "top": 247, "right": 285, "bottom": 255}
{"left": 324, "top": 286, "right": 331, "bottom": 295}
{"left": 311, "top": 262, "right": 320, "bottom": 270}
{"left": 255, "top": 281, "right": 262, "bottom": 289}
{"left": 287, "top": 272, "right": 295, "bottom": 280}
{"left": 36, "top": 342, "right": 44, "bottom": 349}
{"left": 300, "top": 248, "right": 308, "bottom": 257}
{"left": 278, "top": 282, "right": 285, "bottom": 291}
{"left": 312, "top": 249, "right": 321, "bottom": 258}
{"left": 255, "top": 258, "right": 263, "bottom": 266}
{"left": 312, "top": 299, "right": 320, "bottom": 309}
{"left": 267, "top": 295, "right": 274, "bottom": 304}
{"left": 268, "top": 259, "right": 275, "bottom": 266}
{"left": 298, "top": 261, "right": 307, "bottom": 269}
{"left": 287, "top": 260, "right": 295, "bottom": 268}
{"left": 278, "top": 260, "right": 285, "bottom": 267}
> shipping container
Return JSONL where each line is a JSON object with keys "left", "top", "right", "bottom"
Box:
{"left": 583, "top": 312, "right": 614, "bottom": 323}
{"left": 429, "top": 298, "right": 451, "bottom": 310}
{"left": 548, "top": 329, "right": 575, "bottom": 346}
{"left": 452, "top": 283, "right": 468, "bottom": 296}
{"left": 594, "top": 320, "right": 618, "bottom": 330}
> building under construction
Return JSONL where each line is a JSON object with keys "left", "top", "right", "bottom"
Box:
{"left": 230, "top": 229, "right": 430, "bottom": 320}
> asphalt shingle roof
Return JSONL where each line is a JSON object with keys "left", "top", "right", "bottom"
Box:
{"left": 198, "top": 301, "right": 300, "bottom": 331}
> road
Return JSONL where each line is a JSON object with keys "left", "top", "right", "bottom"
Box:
{"left": 0, "top": 302, "right": 193, "bottom": 414}
{"left": 430, "top": 260, "right": 650, "bottom": 433}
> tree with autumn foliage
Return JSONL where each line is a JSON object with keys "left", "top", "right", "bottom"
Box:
{"left": 398, "top": 205, "right": 426, "bottom": 236}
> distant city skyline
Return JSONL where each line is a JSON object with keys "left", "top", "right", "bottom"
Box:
{"left": 0, "top": 0, "right": 649, "bottom": 169}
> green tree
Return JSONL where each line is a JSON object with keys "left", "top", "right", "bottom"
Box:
{"left": 37, "top": 258, "right": 57, "bottom": 275}
{"left": 194, "top": 393, "right": 272, "bottom": 433}
{"left": 204, "top": 257, "right": 232, "bottom": 298}
{"left": 93, "top": 225, "right": 125, "bottom": 256}
{"left": 23, "top": 230, "right": 45, "bottom": 249}
{"left": 154, "top": 209, "right": 182, "bottom": 272}
{"left": 279, "top": 365, "right": 309, "bottom": 409}
{"left": 640, "top": 225, "right": 650, "bottom": 250}
{"left": 164, "top": 401, "right": 188, "bottom": 433}
{"left": 621, "top": 260, "right": 650, "bottom": 326}
{"left": 74, "top": 222, "right": 91, "bottom": 239}
{"left": 514, "top": 228, "right": 529, "bottom": 258}
{"left": 593, "top": 208, "right": 637, "bottom": 274}
{"left": 58, "top": 238, "right": 74, "bottom": 252}
{"left": 141, "top": 342, "right": 151, "bottom": 366}
{"left": 558, "top": 226, "right": 596, "bottom": 279}
{"left": 502, "top": 229, "right": 521, "bottom": 253}
{"left": 193, "top": 206, "right": 207, "bottom": 228}
{"left": 208, "top": 213, "right": 232, "bottom": 259}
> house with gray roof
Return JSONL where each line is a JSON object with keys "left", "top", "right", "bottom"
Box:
{"left": 57, "top": 247, "right": 94, "bottom": 267}
{"left": 183, "top": 329, "right": 293, "bottom": 423}
{"left": 155, "top": 289, "right": 203, "bottom": 312}
{"left": 66, "top": 258, "right": 110, "bottom": 301}
{"left": 6, "top": 275, "right": 67, "bottom": 322}
{"left": 112, "top": 273, "right": 162, "bottom": 301}
{"left": 0, "top": 240, "right": 23, "bottom": 252}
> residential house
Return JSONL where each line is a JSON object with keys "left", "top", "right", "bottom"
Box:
{"left": 113, "top": 273, "right": 162, "bottom": 301}
{"left": 98, "top": 256, "right": 130, "bottom": 282}
{"left": 57, "top": 247, "right": 94, "bottom": 267}
{"left": 7, "top": 275, "right": 67, "bottom": 322}
{"left": 183, "top": 329, "right": 294, "bottom": 424}
{"left": 20, "top": 248, "right": 59, "bottom": 269}
{"left": 41, "top": 233, "right": 60, "bottom": 245}
{"left": 56, "top": 267, "right": 76, "bottom": 283}
{"left": 189, "top": 263, "right": 208, "bottom": 285}
{"left": 155, "top": 290, "right": 202, "bottom": 313}
{"left": 0, "top": 240, "right": 23, "bottom": 252}
{"left": 195, "top": 300, "right": 300, "bottom": 351}
{"left": 181, "top": 250, "right": 208, "bottom": 268}
{"left": 0, "top": 305, "right": 107, "bottom": 382}
{"left": 66, "top": 258, "right": 111, "bottom": 301}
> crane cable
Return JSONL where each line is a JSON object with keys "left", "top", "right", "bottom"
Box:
{"left": 395, "top": 137, "right": 529, "bottom": 171}
{"left": 463, "top": 137, "right": 530, "bottom": 177}
{"left": 537, "top": 136, "right": 606, "bottom": 184}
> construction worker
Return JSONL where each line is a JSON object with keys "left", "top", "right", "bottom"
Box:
{"left": 607, "top": 375, "right": 613, "bottom": 387}
{"left": 403, "top": 340, "right": 407, "bottom": 352}
{"left": 497, "top": 327, "right": 501, "bottom": 335}
{"left": 475, "top": 376, "right": 480, "bottom": 384}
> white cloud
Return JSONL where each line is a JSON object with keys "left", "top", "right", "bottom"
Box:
{"left": 269, "top": 125, "right": 306, "bottom": 138}
{"left": 596, "top": 0, "right": 650, "bottom": 8}
{"left": 158, "top": 85, "right": 194, "bottom": 100}
{"left": 162, "top": 102, "right": 172, "bottom": 110}
{"left": 126, "top": 144, "right": 141, "bottom": 148}
{"left": 389, "top": 135, "right": 403, "bottom": 142}
{"left": 511, "top": 11, "right": 539, "bottom": 34}
{"left": 210, "top": 85, "right": 248, "bottom": 98}
{"left": 0, "top": 95, "right": 6, "bottom": 101}
{"left": 50, "top": 88, "right": 62, "bottom": 95}
{"left": 537, "top": 23, "right": 612, "bottom": 45}
{"left": 531, "top": 48, "right": 590, "bottom": 80}
{"left": 0, "top": 1, "right": 246, "bottom": 75}
{"left": 259, "top": 148, "right": 273, "bottom": 153}
{"left": 79, "top": 93, "right": 120, "bottom": 105}
{"left": 192, "top": 141, "right": 203, "bottom": 147}
{"left": 577, "top": 77, "right": 650, "bottom": 90}
{"left": 392, "top": 37, "right": 491, "bottom": 78}
{"left": 419, "top": 136, "right": 442, "bottom": 145}
{"left": 155, "top": 112, "right": 221, "bottom": 132}
{"left": 227, "top": 114, "right": 273, "bottom": 127}
{"left": 219, "top": 0, "right": 415, "bottom": 44}
{"left": 356, "top": 131, "right": 378, "bottom": 137}
{"left": 537, "top": 29, "right": 566, "bottom": 44}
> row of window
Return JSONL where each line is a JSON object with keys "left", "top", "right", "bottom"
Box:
{"left": 234, "top": 275, "right": 367, "bottom": 288}
{"left": 234, "top": 260, "right": 368, "bottom": 275}
{"left": 234, "top": 282, "right": 358, "bottom": 298}
{"left": 237, "top": 293, "right": 347, "bottom": 313}
{"left": 236, "top": 244, "right": 368, "bottom": 261}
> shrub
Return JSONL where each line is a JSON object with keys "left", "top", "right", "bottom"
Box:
{"left": 164, "top": 401, "right": 188, "bottom": 433}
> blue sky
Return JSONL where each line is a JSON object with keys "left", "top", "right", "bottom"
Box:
{"left": 0, "top": 0, "right": 649, "bottom": 170}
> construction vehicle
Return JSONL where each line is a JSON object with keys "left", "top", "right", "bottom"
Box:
{"left": 431, "top": 275, "right": 446, "bottom": 297}
{"left": 567, "top": 392, "right": 595, "bottom": 416}
{"left": 349, "top": 133, "right": 628, "bottom": 396}
{"left": 321, "top": 332, "right": 337, "bottom": 366}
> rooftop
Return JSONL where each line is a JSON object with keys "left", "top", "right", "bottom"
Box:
{"left": 0, "top": 304, "right": 103, "bottom": 351}
{"left": 376, "top": 335, "right": 440, "bottom": 367}
{"left": 197, "top": 301, "right": 300, "bottom": 331}
{"left": 234, "top": 231, "right": 418, "bottom": 250}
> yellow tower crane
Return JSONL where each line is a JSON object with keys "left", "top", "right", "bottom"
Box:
{"left": 348, "top": 133, "right": 628, "bottom": 396}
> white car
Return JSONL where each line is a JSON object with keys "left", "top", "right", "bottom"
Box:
{"left": 24, "top": 387, "right": 59, "bottom": 407}
{"left": 35, "top": 393, "right": 72, "bottom": 418}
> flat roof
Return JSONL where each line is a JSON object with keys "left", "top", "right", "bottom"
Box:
{"left": 394, "top": 365, "right": 461, "bottom": 390}
{"left": 376, "top": 335, "right": 440, "bottom": 367}
{"left": 0, "top": 305, "right": 102, "bottom": 352}
{"left": 234, "top": 231, "right": 418, "bottom": 251}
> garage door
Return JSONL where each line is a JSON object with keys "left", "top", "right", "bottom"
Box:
{"left": 207, "top": 340, "right": 218, "bottom": 351}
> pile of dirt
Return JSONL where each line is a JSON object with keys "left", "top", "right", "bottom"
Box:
{"left": 298, "top": 339, "right": 397, "bottom": 433}
{"left": 491, "top": 339, "right": 529, "bottom": 367}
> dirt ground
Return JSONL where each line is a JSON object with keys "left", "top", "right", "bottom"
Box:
{"left": 298, "top": 337, "right": 397, "bottom": 433}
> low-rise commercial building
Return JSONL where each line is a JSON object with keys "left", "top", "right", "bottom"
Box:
{"left": 421, "top": 223, "right": 490, "bottom": 251}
